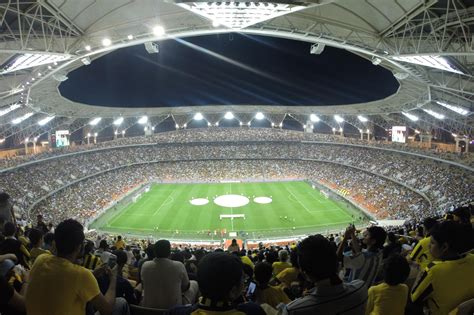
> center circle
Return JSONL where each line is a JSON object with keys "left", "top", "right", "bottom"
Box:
{"left": 214, "top": 195, "right": 250, "bottom": 208}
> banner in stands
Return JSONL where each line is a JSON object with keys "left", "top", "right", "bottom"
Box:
{"left": 391, "top": 126, "right": 406, "bottom": 143}
{"left": 55, "top": 130, "right": 70, "bottom": 147}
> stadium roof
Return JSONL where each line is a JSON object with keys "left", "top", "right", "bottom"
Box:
{"left": 0, "top": 0, "right": 472, "bottom": 143}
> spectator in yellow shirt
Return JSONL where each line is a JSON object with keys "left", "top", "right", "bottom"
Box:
{"left": 26, "top": 219, "right": 129, "bottom": 315}
{"left": 114, "top": 236, "right": 126, "bottom": 250}
{"left": 272, "top": 249, "right": 291, "bottom": 276}
{"left": 366, "top": 254, "right": 410, "bottom": 315}
{"left": 254, "top": 262, "right": 291, "bottom": 308}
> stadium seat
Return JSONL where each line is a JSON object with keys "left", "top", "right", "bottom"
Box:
{"left": 130, "top": 304, "right": 169, "bottom": 315}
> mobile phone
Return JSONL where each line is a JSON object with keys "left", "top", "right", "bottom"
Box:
{"left": 246, "top": 281, "right": 257, "bottom": 301}
{"left": 108, "top": 254, "right": 117, "bottom": 268}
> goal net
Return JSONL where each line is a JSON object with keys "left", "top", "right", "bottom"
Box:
{"left": 320, "top": 190, "right": 330, "bottom": 199}
{"left": 219, "top": 214, "right": 245, "bottom": 220}
{"left": 132, "top": 193, "right": 142, "bottom": 203}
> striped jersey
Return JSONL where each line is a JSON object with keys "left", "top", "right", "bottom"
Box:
{"left": 344, "top": 250, "right": 383, "bottom": 287}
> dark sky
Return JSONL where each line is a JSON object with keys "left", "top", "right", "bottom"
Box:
{"left": 60, "top": 33, "right": 399, "bottom": 107}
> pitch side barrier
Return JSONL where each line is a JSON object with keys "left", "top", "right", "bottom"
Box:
{"left": 2, "top": 140, "right": 473, "bottom": 174}
{"left": 27, "top": 157, "right": 432, "bottom": 222}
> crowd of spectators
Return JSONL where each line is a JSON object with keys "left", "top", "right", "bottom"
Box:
{"left": 1, "top": 128, "right": 472, "bottom": 170}
{"left": 0, "top": 202, "right": 473, "bottom": 315}
{"left": 0, "top": 131, "right": 470, "bottom": 225}
{"left": 29, "top": 160, "right": 431, "bottom": 227}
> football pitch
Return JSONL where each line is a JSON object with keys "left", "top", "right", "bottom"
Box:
{"left": 90, "top": 181, "right": 366, "bottom": 240}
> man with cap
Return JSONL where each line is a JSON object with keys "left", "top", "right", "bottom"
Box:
{"left": 170, "top": 252, "right": 265, "bottom": 315}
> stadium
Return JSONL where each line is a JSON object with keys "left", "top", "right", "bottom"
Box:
{"left": 0, "top": 1, "right": 473, "bottom": 315}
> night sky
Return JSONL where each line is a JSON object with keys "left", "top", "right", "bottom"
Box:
{"left": 60, "top": 33, "right": 399, "bottom": 107}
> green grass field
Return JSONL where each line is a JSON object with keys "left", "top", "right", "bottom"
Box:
{"left": 90, "top": 181, "right": 365, "bottom": 240}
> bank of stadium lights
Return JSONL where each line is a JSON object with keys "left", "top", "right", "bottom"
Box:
{"left": 422, "top": 109, "right": 445, "bottom": 120}
{"left": 38, "top": 116, "right": 55, "bottom": 126}
{"left": 255, "top": 112, "right": 265, "bottom": 120}
{"left": 402, "top": 112, "right": 419, "bottom": 121}
{"left": 436, "top": 101, "right": 469, "bottom": 116}
{"left": 138, "top": 116, "right": 148, "bottom": 124}
{"left": 153, "top": 26, "right": 165, "bottom": 36}
{"left": 310, "top": 114, "right": 320, "bottom": 122}
{"left": 89, "top": 117, "right": 102, "bottom": 125}
{"left": 357, "top": 115, "right": 368, "bottom": 122}
{"left": 224, "top": 112, "right": 234, "bottom": 120}
{"left": 127, "top": 35, "right": 134, "bottom": 40}
{"left": 0, "top": 104, "right": 21, "bottom": 117}
{"left": 392, "top": 55, "right": 463, "bottom": 74}
{"left": 175, "top": 124, "right": 179, "bottom": 129}
{"left": 194, "top": 112, "right": 204, "bottom": 120}
{"left": 85, "top": 45, "right": 91, "bottom": 51}
{"left": 122, "top": 130, "right": 125, "bottom": 135}
{"left": 175, "top": 1, "right": 307, "bottom": 29}
{"left": 452, "top": 133, "right": 457, "bottom": 137}
{"left": 102, "top": 38, "right": 112, "bottom": 47}
{"left": 94, "top": 133, "right": 98, "bottom": 137}
{"left": 339, "top": 127, "right": 343, "bottom": 132}
{"left": 113, "top": 117, "right": 124, "bottom": 126}
{"left": 334, "top": 115, "right": 344, "bottom": 123}
{"left": 0, "top": 53, "right": 70, "bottom": 74}
{"left": 12, "top": 112, "right": 34, "bottom": 124}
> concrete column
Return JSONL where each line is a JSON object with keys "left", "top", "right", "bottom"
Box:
{"left": 24, "top": 139, "right": 28, "bottom": 155}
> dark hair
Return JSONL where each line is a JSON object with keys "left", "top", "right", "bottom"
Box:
{"left": 298, "top": 235, "right": 337, "bottom": 280}
{"left": 117, "top": 235, "right": 122, "bottom": 240}
{"left": 99, "top": 240, "right": 108, "bottom": 249}
{"left": 383, "top": 254, "right": 410, "bottom": 285}
{"left": 431, "top": 221, "right": 473, "bottom": 254}
{"left": 254, "top": 262, "right": 273, "bottom": 285}
{"left": 44, "top": 232, "right": 54, "bottom": 245}
{"left": 0, "top": 192, "right": 10, "bottom": 203}
{"left": 423, "top": 217, "right": 438, "bottom": 234}
{"left": 198, "top": 252, "right": 243, "bottom": 300}
{"left": 113, "top": 250, "right": 128, "bottom": 266}
{"left": 154, "top": 240, "right": 171, "bottom": 258}
{"left": 3, "top": 222, "right": 15, "bottom": 237}
{"left": 28, "top": 228, "right": 43, "bottom": 246}
{"left": 367, "top": 226, "right": 387, "bottom": 250}
{"left": 54, "top": 219, "right": 84, "bottom": 256}
{"left": 289, "top": 250, "right": 299, "bottom": 268}
{"left": 387, "top": 232, "right": 397, "bottom": 244}
{"left": 171, "top": 251, "right": 185, "bottom": 263}
{"left": 84, "top": 240, "right": 95, "bottom": 254}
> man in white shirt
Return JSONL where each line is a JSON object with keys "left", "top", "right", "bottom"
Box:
{"left": 141, "top": 240, "right": 198, "bottom": 309}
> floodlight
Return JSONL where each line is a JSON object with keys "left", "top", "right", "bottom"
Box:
{"left": 152, "top": 126, "right": 155, "bottom": 130}
{"left": 122, "top": 130, "right": 125, "bottom": 135}
{"left": 224, "top": 112, "right": 234, "bottom": 120}
{"left": 138, "top": 116, "right": 148, "bottom": 124}
{"left": 113, "top": 117, "right": 124, "bottom": 125}
{"left": 239, "top": 122, "right": 243, "bottom": 126}
{"left": 339, "top": 127, "right": 343, "bottom": 132}
{"left": 271, "top": 122, "right": 274, "bottom": 127}
{"left": 89, "top": 117, "right": 102, "bottom": 125}
{"left": 25, "top": 138, "right": 29, "bottom": 142}
{"left": 334, "top": 115, "right": 344, "bottom": 123}
{"left": 357, "top": 115, "right": 368, "bottom": 122}
{"left": 176, "top": 1, "right": 307, "bottom": 29}
{"left": 0, "top": 104, "right": 21, "bottom": 117}
{"left": 144, "top": 126, "right": 148, "bottom": 131}
{"left": 102, "top": 38, "right": 112, "bottom": 47}
{"left": 31, "top": 78, "right": 35, "bottom": 81}
{"left": 279, "top": 122, "right": 283, "bottom": 127}
{"left": 255, "top": 112, "right": 265, "bottom": 120}
{"left": 0, "top": 138, "right": 4, "bottom": 144}
{"left": 359, "top": 129, "right": 362, "bottom": 133}
{"left": 212, "top": 20, "right": 220, "bottom": 27}
{"left": 310, "top": 114, "right": 320, "bottom": 122}
{"left": 94, "top": 132, "right": 98, "bottom": 137}
{"left": 175, "top": 124, "right": 179, "bottom": 128}
{"left": 12, "top": 112, "right": 33, "bottom": 124}
{"left": 38, "top": 116, "right": 55, "bottom": 126}
{"left": 366, "top": 129, "right": 370, "bottom": 133}
{"left": 392, "top": 55, "right": 463, "bottom": 74}
{"left": 436, "top": 101, "right": 469, "bottom": 116}
{"left": 194, "top": 112, "right": 204, "bottom": 120}
{"left": 0, "top": 53, "right": 70, "bottom": 74}
{"left": 85, "top": 45, "right": 91, "bottom": 51}
{"left": 207, "top": 122, "right": 211, "bottom": 126}
{"left": 48, "top": 65, "right": 52, "bottom": 69}
{"left": 423, "top": 109, "right": 444, "bottom": 120}
{"left": 184, "top": 123, "right": 187, "bottom": 128}
{"left": 332, "top": 127, "right": 336, "bottom": 132}
{"left": 37, "top": 73, "right": 41, "bottom": 77}
{"left": 114, "top": 131, "right": 118, "bottom": 135}
{"left": 452, "top": 133, "right": 457, "bottom": 137}
{"left": 127, "top": 35, "right": 134, "bottom": 40}
{"left": 87, "top": 133, "right": 91, "bottom": 137}
{"left": 414, "top": 129, "right": 420, "bottom": 134}
{"left": 153, "top": 26, "right": 165, "bottom": 36}
{"left": 402, "top": 112, "right": 419, "bottom": 121}
{"left": 215, "top": 122, "right": 219, "bottom": 126}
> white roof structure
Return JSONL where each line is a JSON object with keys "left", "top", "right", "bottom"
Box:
{"left": 0, "top": 0, "right": 472, "bottom": 143}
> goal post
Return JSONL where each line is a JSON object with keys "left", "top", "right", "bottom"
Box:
{"left": 320, "top": 190, "right": 330, "bottom": 199}
{"left": 219, "top": 214, "right": 245, "bottom": 220}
